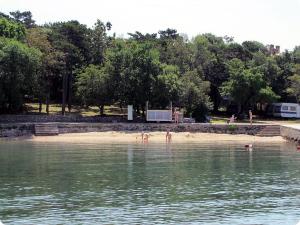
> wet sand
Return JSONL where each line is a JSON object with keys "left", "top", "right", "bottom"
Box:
{"left": 28, "top": 131, "right": 285, "bottom": 143}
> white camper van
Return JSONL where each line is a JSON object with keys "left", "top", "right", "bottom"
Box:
{"left": 267, "top": 103, "right": 300, "bottom": 118}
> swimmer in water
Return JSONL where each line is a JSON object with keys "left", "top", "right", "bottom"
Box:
{"left": 245, "top": 144, "right": 253, "bottom": 151}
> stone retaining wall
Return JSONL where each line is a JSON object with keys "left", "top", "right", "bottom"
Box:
{"left": 0, "top": 123, "right": 34, "bottom": 137}
{"left": 58, "top": 123, "right": 265, "bottom": 135}
{"left": 0, "top": 122, "right": 269, "bottom": 138}
{"left": 280, "top": 126, "right": 300, "bottom": 142}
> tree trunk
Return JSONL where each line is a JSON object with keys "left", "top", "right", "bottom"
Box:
{"left": 46, "top": 93, "right": 50, "bottom": 115}
{"left": 211, "top": 86, "right": 221, "bottom": 113}
{"left": 141, "top": 105, "right": 145, "bottom": 117}
{"left": 62, "top": 73, "right": 67, "bottom": 115}
{"left": 39, "top": 98, "right": 42, "bottom": 114}
{"left": 99, "top": 105, "right": 104, "bottom": 116}
{"left": 119, "top": 102, "right": 123, "bottom": 114}
{"left": 244, "top": 94, "right": 254, "bottom": 113}
{"left": 67, "top": 71, "right": 72, "bottom": 113}
{"left": 237, "top": 103, "right": 242, "bottom": 114}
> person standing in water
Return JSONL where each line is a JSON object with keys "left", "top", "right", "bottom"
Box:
{"left": 143, "top": 133, "right": 149, "bottom": 143}
{"left": 166, "top": 130, "right": 172, "bottom": 143}
{"left": 249, "top": 110, "right": 253, "bottom": 125}
{"left": 141, "top": 131, "right": 144, "bottom": 143}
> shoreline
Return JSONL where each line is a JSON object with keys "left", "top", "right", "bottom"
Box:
{"left": 24, "top": 131, "right": 285, "bottom": 144}
{"left": 0, "top": 122, "right": 280, "bottom": 138}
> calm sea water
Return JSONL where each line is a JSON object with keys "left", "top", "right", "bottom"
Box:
{"left": 0, "top": 140, "right": 300, "bottom": 225}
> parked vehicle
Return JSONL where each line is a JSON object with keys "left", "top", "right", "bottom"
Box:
{"left": 266, "top": 103, "right": 300, "bottom": 118}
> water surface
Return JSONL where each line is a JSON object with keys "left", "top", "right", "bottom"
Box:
{"left": 0, "top": 140, "right": 300, "bottom": 224}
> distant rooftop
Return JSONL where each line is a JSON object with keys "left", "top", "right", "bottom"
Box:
{"left": 266, "top": 44, "right": 280, "bottom": 55}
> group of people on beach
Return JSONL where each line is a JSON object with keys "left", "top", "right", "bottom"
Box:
{"left": 139, "top": 130, "right": 172, "bottom": 144}
{"left": 138, "top": 109, "right": 254, "bottom": 144}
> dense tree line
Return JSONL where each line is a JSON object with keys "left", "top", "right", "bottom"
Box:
{"left": 1, "top": 11, "right": 300, "bottom": 121}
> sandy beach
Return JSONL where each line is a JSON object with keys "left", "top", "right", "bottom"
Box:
{"left": 28, "top": 131, "right": 285, "bottom": 143}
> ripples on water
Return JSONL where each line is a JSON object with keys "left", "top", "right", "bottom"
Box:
{"left": 0, "top": 141, "right": 300, "bottom": 224}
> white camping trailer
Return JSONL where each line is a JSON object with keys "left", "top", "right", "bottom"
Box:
{"left": 267, "top": 103, "right": 300, "bottom": 118}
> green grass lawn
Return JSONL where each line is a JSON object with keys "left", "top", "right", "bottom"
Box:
{"left": 210, "top": 116, "right": 228, "bottom": 124}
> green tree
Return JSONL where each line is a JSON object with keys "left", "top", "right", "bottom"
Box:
{"left": 157, "top": 29, "right": 192, "bottom": 74}
{"left": 286, "top": 64, "right": 300, "bottom": 103}
{"left": 106, "top": 40, "right": 161, "bottom": 114}
{"left": 191, "top": 34, "right": 228, "bottom": 112}
{"left": 221, "top": 59, "right": 278, "bottom": 113}
{"left": 179, "top": 70, "right": 212, "bottom": 122}
{"left": 224, "top": 42, "right": 250, "bottom": 61}
{"left": 89, "top": 19, "right": 112, "bottom": 65}
{"left": 0, "top": 37, "right": 41, "bottom": 112}
{"left": 104, "top": 39, "right": 131, "bottom": 107}
{"left": 242, "top": 41, "right": 267, "bottom": 55}
{"left": 250, "top": 52, "right": 283, "bottom": 98}
{"left": 128, "top": 31, "right": 157, "bottom": 42}
{"left": 48, "top": 21, "right": 90, "bottom": 114}
{"left": 0, "top": 17, "right": 26, "bottom": 40}
{"left": 76, "top": 64, "right": 112, "bottom": 115}
{"left": 293, "top": 46, "right": 300, "bottom": 64}
{"left": 0, "top": 12, "right": 10, "bottom": 19}
{"left": 27, "top": 27, "right": 65, "bottom": 114}
{"left": 152, "top": 64, "right": 181, "bottom": 108}
{"left": 274, "top": 51, "right": 294, "bottom": 102}
{"left": 9, "top": 11, "right": 36, "bottom": 28}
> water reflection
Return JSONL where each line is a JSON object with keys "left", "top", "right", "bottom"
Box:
{"left": 0, "top": 141, "right": 299, "bottom": 224}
